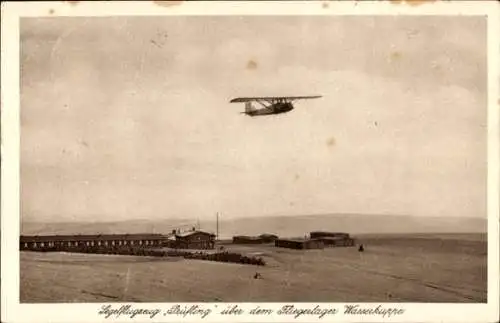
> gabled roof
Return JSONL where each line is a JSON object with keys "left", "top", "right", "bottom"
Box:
{"left": 175, "top": 230, "right": 215, "bottom": 238}
{"left": 259, "top": 233, "right": 278, "bottom": 238}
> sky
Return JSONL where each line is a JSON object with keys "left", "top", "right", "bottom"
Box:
{"left": 20, "top": 16, "right": 487, "bottom": 223}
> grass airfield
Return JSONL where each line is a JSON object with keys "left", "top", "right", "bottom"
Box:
{"left": 20, "top": 233, "right": 487, "bottom": 303}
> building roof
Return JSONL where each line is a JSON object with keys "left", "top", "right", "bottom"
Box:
{"left": 259, "top": 233, "right": 278, "bottom": 238}
{"left": 175, "top": 230, "right": 215, "bottom": 238}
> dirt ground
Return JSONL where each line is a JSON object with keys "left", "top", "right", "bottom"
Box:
{"left": 20, "top": 233, "right": 487, "bottom": 303}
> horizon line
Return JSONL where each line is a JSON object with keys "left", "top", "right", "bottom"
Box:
{"left": 21, "top": 212, "right": 487, "bottom": 224}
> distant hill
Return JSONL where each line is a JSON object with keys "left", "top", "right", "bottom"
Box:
{"left": 21, "top": 214, "right": 487, "bottom": 237}
{"left": 202, "top": 214, "right": 487, "bottom": 239}
{"left": 21, "top": 218, "right": 194, "bottom": 236}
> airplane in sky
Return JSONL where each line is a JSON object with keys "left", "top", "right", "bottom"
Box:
{"left": 229, "top": 95, "right": 322, "bottom": 116}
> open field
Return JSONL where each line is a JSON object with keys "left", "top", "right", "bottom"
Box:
{"left": 20, "top": 233, "right": 486, "bottom": 303}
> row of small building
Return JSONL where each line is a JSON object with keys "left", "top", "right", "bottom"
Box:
{"left": 20, "top": 230, "right": 217, "bottom": 251}
{"left": 20, "top": 229, "right": 355, "bottom": 252}
{"left": 233, "top": 231, "right": 355, "bottom": 250}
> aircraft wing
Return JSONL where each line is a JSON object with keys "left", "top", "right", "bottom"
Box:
{"left": 230, "top": 95, "right": 322, "bottom": 103}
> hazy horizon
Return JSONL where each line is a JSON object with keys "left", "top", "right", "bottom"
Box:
{"left": 21, "top": 213, "right": 487, "bottom": 237}
{"left": 21, "top": 16, "right": 487, "bottom": 223}
{"left": 22, "top": 212, "right": 487, "bottom": 224}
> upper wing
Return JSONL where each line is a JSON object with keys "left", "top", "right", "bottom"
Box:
{"left": 230, "top": 95, "right": 322, "bottom": 103}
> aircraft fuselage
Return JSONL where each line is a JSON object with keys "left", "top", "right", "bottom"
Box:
{"left": 244, "top": 102, "right": 294, "bottom": 117}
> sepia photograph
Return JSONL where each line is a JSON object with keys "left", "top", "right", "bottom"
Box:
{"left": 2, "top": 1, "right": 499, "bottom": 323}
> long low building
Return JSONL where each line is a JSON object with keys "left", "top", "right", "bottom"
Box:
{"left": 319, "top": 236, "right": 355, "bottom": 247}
{"left": 275, "top": 238, "right": 324, "bottom": 250}
{"left": 20, "top": 229, "right": 218, "bottom": 251}
{"left": 309, "top": 231, "right": 355, "bottom": 247}
{"left": 20, "top": 234, "right": 172, "bottom": 251}
{"left": 232, "top": 233, "right": 279, "bottom": 244}
{"left": 310, "top": 231, "right": 350, "bottom": 239}
{"left": 259, "top": 233, "right": 279, "bottom": 243}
